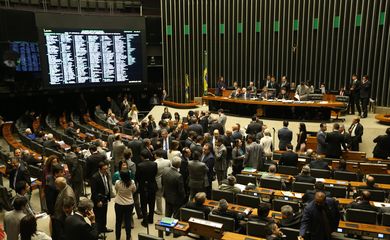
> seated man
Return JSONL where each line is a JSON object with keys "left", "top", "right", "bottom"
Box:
{"left": 184, "top": 192, "right": 211, "bottom": 219}
{"left": 238, "top": 88, "right": 250, "bottom": 99}
{"left": 261, "top": 165, "right": 286, "bottom": 190}
{"left": 302, "top": 181, "right": 331, "bottom": 203}
{"left": 259, "top": 86, "right": 274, "bottom": 100}
{"left": 211, "top": 199, "right": 244, "bottom": 229}
{"left": 277, "top": 87, "right": 290, "bottom": 100}
{"left": 294, "top": 165, "right": 316, "bottom": 184}
{"left": 219, "top": 175, "right": 241, "bottom": 194}
{"left": 265, "top": 222, "right": 284, "bottom": 240}
{"left": 309, "top": 155, "right": 330, "bottom": 170}
{"left": 347, "top": 190, "right": 378, "bottom": 212}
{"left": 278, "top": 144, "right": 298, "bottom": 166}
{"left": 229, "top": 88, "right": 242, "bottom": 98}
{"left": 359, "top": 176, "right": 380, "bottom": 190}
{"left": 248, "top": 203, "right": 274, "bottom": 224}
{"left": 25, "top": 128, "right": 36, "bottom": 140}
{"left": 247, "top": 81, "right": 257, "bottom": 97}
{"left": 280, "top": 205, "right": 301, "bottom": 229}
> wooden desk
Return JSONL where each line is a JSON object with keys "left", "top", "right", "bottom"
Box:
{"left": 203, "top": 96, "right": 344, "bottom": 120}
{"left": 375, "top": 114, "right": 390, "bottom": 124}
{"left": 204, "top": 199, "right": 252, "bottom": 215}
{"left": 222, "top": 232, "right": 265, "bottom": 240}
{"left": 83, "top": 115, "right": 133, "bottom": 140}
{"left": 241, "top": 170, "right": 294, "bottom": 182}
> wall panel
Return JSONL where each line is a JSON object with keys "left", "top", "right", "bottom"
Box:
{"left": 161, "top": 0, "right": 390, "bottom": 106}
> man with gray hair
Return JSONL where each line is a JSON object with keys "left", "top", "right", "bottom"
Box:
{"left": 219, "top": 175, "right": 241, "bottom": 194}
{"left": 280, "top": 205, "right": 302, "bottom": 229}
{"left": 64, "top": 197, "right": 99, "bottom": 239}
{"left": 162, "top": 156, "right": 186, "bottom": 219}
{"left": 212, "top": 199, "right": 244, "bottom": 229}
{"left": 294, "top": 165, "right": 316, "bottom": 184}
{"left": 54, "top": 177, "right": 76, "bottom": 219}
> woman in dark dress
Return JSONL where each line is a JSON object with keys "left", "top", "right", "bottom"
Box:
{"left": 296, "top": 122, "right": 307, "bottom": 152}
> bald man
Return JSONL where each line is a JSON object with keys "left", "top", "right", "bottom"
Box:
{"left": 299, "top": 192, "right": 340, "bottom": 240}
{"left": 54, "top": 177, "right": 76, "bottom": 219}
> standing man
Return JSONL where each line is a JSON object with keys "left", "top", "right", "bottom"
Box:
{"left": 90, "top": 161, "right": 113, "bottom": 235}
{"left": 349, "top": 74, "right": 361, "bottom": 115}
{"left": 9, "top": 158, "right": 31, "bottom": 190}
{"left": 316, "top": 123, "right": 327, "bottom": 155}
{"left": 201, "top": 143, "right": 215, "bottom": 199}
{"left": 162, "top": 156, "right": 186, "bottom": 219}
{"left": 359, "top": 75, "right": 371, "bottom": 118}
{"left": 154, "top": 150, "right": 171, "bottom": 215}
{"left": 348, "top": 118, "right": 364, "bottom": 151}
{"left": 299, "top": 192, "right": 340, "bottom": 240}
{"left": 188, "top": 151, "right": 209, "bottom": 198}
{"left": 4, "top": 197, "right": 27, "bottom": 240}
{"left": 244, "top": 135, "right": 265, "bottom": 170}
{"left": 325, "top": 123, "right": 347, "bottom": 159}
{"left": 111, "top": 134, "right": 126, "bottom": 175}
{"left": 214, "top": 137, "right": 227, "bottom": 185}
{"left": 217, "top": 109, "right": 227, "bottom": 132}
{"left": 136, "top": 151, "right": 158, "bottom": 227}
{"left": 373, "top": 128, "right": 390, "bottom": 159}
{"left": 278, "top": 120, "right": 293, "bottom": 150}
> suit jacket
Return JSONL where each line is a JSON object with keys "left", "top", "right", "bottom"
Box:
{"left": 90, "top": 171, "right": 111, "bottom": 205}
{"left": 350, "top": 79, "right": 361, "bottom": 97}
{"left": 279, "top": 151, "right": 298, "bottom": 166}
{"left": 199, "top": 117, "right": 209, "bottom": 134}
{"left": 316, "top": 131, "right": 327, "bottom": 155}
{"left": 86, "top": 152, "right": 107, "bottom": 180}
{"left": 65, "top": 152, "right": 83, "bottom": 183}
{"left": 218, "top": 114, "right": 227, "bottom": 130}
{"left": 202, "top": 153, "right": 215, "bottom": 184}
{"left": 185, "top": 201, "right": 211, "bottom": 218}
{"left": 244, "top": 142, "right": 264, "bottom": 170}
{"left": 359, "top": 80, "right": 371, "bottom": 98}
{"left": 246, "top": 121, "right": 262, "bottom": 135}
{"left": 188, "top": 160, "right": 208, "bottom": 189}
{"left": 127, "top": 138, "right": 143, "bottom": 164}
{"left": 214, "top": 144, "right": 227, "bottom": 171}
{"left": 4, "top": 210, "right": 26, "bottom": 240}
{"left": 112, "top": 140, "right": 126, "bottom": 165}
{"left": 155, "top": 158, "right": 171, "bottom": 189}
{"left": 188, "top": 123, "right": 204, "bottom": 136}
{"left": 373, "top": 134, "right": 390, "bottom": 159}
{"left": 349, "top": 123, "right": 364, "bottom": 143}
{"left": 231, "top": 131, "right": 243, "bottom": 141}
{"left": 136, "top": 159, "right": 158, "bottom": 190}
{"left": 9, "top": 164, "right": 31, "bottom": 189}
{"left": 54, "top": 184, "right": 76, "bottom": 219}
{"left": 280, "top": 82, "right": 290, "bottom": 92}
{"left": 162, "top": 167, "right": 186, "bottom": 205}
{"left": 300, "top": 197, "right": 340, "bottom": 240}
{"left": 302, "top": 190, "right": 331, "bottom": 203}
{"left": 294, "top": 175, "right": 316, "bottom": 184}
{"left": 180, "top": 156, "right": 189, "bottom": 186}
{"left": 325, "top": 131, "right": 346, "bottom": 158}
{"left": 348, "top": 200, "right": 378, "bottom": 212}
{"left": 43, "top": 139, "right": 61, "bottom": 151}
{"left": 107, "top": 134, "right": 115, "bottom": 151}
{"left": 64, "top": 213, "right": 99, "bottom": 240}
{"left": 309, "top": 160, "right": 330, "bottom": 170}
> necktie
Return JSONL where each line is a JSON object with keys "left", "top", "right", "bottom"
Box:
{"left": 102, "top": 174, "right": 109, "bottom": 195}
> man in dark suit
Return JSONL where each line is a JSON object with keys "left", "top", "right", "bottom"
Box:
{"left": 185, "top": 192, "right": 211, "bottom": 218}
{"left": 299, "top": 192, "right": 340, "bottom": 240}
{"left": 161, "top": 128, "right": 173, "bottom": 153}
{"left": 358, "top": 176, "right": 380, "bottom": 190}
{"left": 107, "top": 127, "right": 120, "bottom": 152}
{"left": 211, "top": 199, "right": 244, "bottom": 229}
{"left": 9, "top": 158, "right": 31, "bottom": 190}
{"left": 199, "top": 112, "right": 210, "bottom": 134}
{"left": 43, "top": 133, "right": 61, "bottom": 151}
{"left": 359, "top": 75, "right": 371, "bottom": 118}
{"left": 127, "top": 132, "right": 143, "bottom": 165}
{"left": 180, "top": 148, "right": 191, "bottom": 198}
{"left": 136, "top": 150, "right": 158, "bottom": 227}
{"left": 90, "top": 161, "right": 112, "bottom": 234}
{"left": 111, "top": 134, "right": 126, "bottom": 174}
{"left": 309, "top": 155, "right": 330, "bottom": 170}
{"left": 294, "top": 165, "right": 316, "bottom": 184}
{"left": 348, "top": 118, "right": 364, "bottom": 151}
{"left": 201, "top": 143, "right": 215, "bottom": 199}
{"left": 280, "top": 205, "right": 302, "bottom": 229}
{"left": 64, "top": 198, "right": 99, "bottom": 240}
{"left": 349, "top": 74, "right": 361, "bottom": 115}
{"left": 373, "top": 128, "right": 390, "bottom": 159}
{"left": 325, "top": 123, "right": 347, "bottom": 159}
{"left": 64, "top": 122, "right": 80, "bottom": 139}
{"left": 188, "top": 151, "right": 209, "bottom": 198}
{"left": 246, "top": 115, "right": 263, "bottom": 135}
{"left": 86, "top": 145, "right": 107, "bottom": 182}
{"left": 162, "top": 156, "right": 186, "bottom": 219}
{"left": 188, "top": 117, "right": 203, "bottom": 136}
{"left": 278, "top": 144, "right": 298, "bottom": 166}
{"left": 280, "top": 76, "right": 290, "bottom": 92}
{"left": 347, "top": 190, "right": 378, "bottom": 212}
{"left": 209, "top": 117, "right": 224, "bottom": 135}
{"left": 278, "top": 121, "right": 293, "bottom": 150}
{"left": 316, "top": 123, "right": 327, "bottom": 155}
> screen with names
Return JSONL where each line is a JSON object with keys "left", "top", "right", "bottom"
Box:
{"left": 43, "top": 29, "right": 143, "bottom": 86}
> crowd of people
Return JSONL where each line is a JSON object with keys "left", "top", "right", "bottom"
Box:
{"left": 216, "top": 74, "right": 372, "bottom": 118}
{"left": 3, "top": 100, "right": 390, "bottom": 240}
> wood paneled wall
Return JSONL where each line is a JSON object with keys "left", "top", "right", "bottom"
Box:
{"left": 161, "top": 0, "right": 390, "bottom": 106}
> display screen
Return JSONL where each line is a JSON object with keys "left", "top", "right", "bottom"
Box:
{"left": 43, "top": 29, "right": 143, "bottom": 86}
{"left": 9, "top": 41, "right": 40, "bottom": 72}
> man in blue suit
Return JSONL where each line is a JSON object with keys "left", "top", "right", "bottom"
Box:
{"left": 299, "top": 191, "right": 340, "bottom": 240}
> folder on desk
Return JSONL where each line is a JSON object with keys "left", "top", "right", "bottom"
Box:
{"left": 160, "top": 217, "right": 178, "bottom": 227}
{"left": 281, "top": 191, "right": 294, "bottom": 197}
{"left": 243, "top": 167, "right": 256, "bottom": 173}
